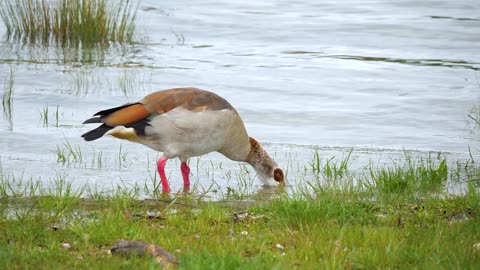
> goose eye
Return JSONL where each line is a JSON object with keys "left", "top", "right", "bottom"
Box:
{"left": 274, "top": 168, "right": 284, "bottom": 182}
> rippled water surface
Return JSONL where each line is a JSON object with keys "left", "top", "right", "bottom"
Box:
{"left": 1, "top": 0, "right": 479, "bottom": 198}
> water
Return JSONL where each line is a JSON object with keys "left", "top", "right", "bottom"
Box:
{"left": 1, "top": 0, "right": 479, "bottom": 198}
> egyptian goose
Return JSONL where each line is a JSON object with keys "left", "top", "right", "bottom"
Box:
{"left": 81, "top": 87, "right": 284, "bottom": 193}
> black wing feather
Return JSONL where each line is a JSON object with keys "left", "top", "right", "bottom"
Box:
{"left": 93, "top": 102, "right": 141, "bottom": 117}
{"left": 126, "top": 119, "right": 151, "bottom": 136}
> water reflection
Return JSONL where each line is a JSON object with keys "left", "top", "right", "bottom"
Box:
{"left": 429, "top": 16, "right": 480, "bottom": 22}
{"left": 1, "top": 66, "right": 14, "bottom": 130}
{"left": 326, "top": 55, "right": 480, "bottom": 71}
{"left": 281, "top": 50, "right": 480, "bottom": 71}
{"left": 62, "top": 68, "right": 152, "bottom": 97}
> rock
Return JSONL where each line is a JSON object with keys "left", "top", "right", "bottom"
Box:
{"left": 376, "top": 213, "right": 386, "bottom": 219}
{"left": 233, "top": 212, "right": 265, "bottom": 222}
{"left": 450, "top": 212, "right": 468, "bottom": 223}
{"left": 110, "top": 240, "right": 178, "bottom": 268}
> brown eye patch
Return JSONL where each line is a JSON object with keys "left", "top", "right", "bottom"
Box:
{"left": 274, "top": 168, "right": 284, "bottom": 182}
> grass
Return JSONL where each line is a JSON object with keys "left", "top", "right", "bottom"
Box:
{"left": 40, "top": 105, "right": 60, "bottom": 127}
{"left": 54, "top": 141, "right": 134, "bottom": 170}
{"left": 366, "top": 152, "right": 448, "bottom": 199}
{"left": 0, "top": 0, "right": 138, "bottom": 47}
{"left": 1, "top": 151, "right": 479, "bottom": 269}
{"left": 55, "top": 141, "right": 83, "bottom": 165}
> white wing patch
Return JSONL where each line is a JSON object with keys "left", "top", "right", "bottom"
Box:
{"left": 143, "top": 107, "right": 237, "bottom": 158}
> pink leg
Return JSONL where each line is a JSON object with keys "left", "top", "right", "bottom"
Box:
{"left": 181, "top": 161, "right": 191, "bottom": 192}
{"left": 157, "top": 156, "right": 171, "bottom": 193}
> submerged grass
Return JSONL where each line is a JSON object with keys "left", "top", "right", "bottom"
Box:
{"left": 1, "top": 151, "right": 480, "bottom": 269}
{"left": 0, "top": 0, "right": 138, "bottom": 47}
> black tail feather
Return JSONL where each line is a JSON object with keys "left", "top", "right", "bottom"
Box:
{"left": 82, "top": 102, "right": 147, "bottom": 141}
{"left": 81, "top": 124, "right": 112, "bottom": 141}
{"left": 82, "top": 117, "right": 102, "bottom": 124}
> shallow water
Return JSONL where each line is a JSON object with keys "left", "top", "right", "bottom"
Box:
{"left": 1, "top": 0, "right": 479, "bottom": 198}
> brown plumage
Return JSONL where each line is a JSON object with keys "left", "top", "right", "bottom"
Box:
{"left": 81, "top": 87, "right": 284, "bottom": 192}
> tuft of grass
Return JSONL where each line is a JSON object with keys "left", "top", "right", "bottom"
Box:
{"left": 0, "top": 173, "right": 39, "bottom": 198}
{"left": 116, "top": 144, "right": 128, "bottom": 168}
{"left": 55, "top": 141, "right": 83, "bottom": 165}
{"left": 40, "top": 106, "right": 49, "bottom": 127}
{"left": 53, "top": 141, "right": 135, "bottom": 170}
{"left": 455, "top": 148, "right": 480, "bottom": 188}
{"left": 310, "top": 148, "right": 352, "bottom": 181}
{"left": 0, "top": 0, "right": 138, "bottom": 47}
{"left": 54, "top": 105, "right": 59, "bottom": 127}
{"left": 40, "top": 105, "right": 60, "bottom": 127}
{"left": 310, "top": 147, "right": 321, "bottom": 174}
{"left": 366, "top": 153, "right": 448, "bottom": 199}
{"left": 90, "top": 150, "right": 105, "bottom": 169}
